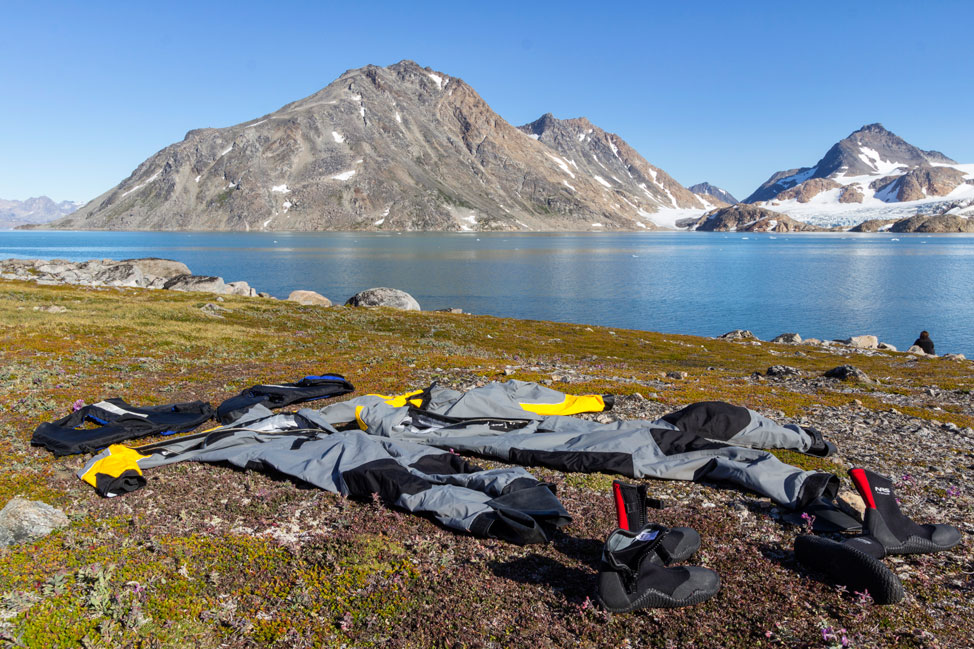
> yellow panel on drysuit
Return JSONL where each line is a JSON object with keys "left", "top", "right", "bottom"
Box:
{"left": 518, "top": 394, "right": 607, "bottom": 416}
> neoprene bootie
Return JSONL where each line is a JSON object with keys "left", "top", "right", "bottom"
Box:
{"left": 849, "top": 468, "right": 962, "bottom": 555}
{"left": 794, "top": 535, "right": 904, "bottom": 605}
{"left": 802, "top": 426, "right": 837, "bottom": 457}
{"left": 612, "top": 481, "right": 700, "bottom": 563}
{"left": 597, "top": 526, "right": 720, "bottom": 612}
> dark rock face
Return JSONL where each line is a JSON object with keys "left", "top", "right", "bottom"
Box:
{"left": 39, "top": 61, "right": 702, "bottom": 233}
{"left": 345, "top": 287, "right": 420, "bottom": 310}
{"left": 691, "top": 204, "right": 821, "bottom": 232}
{"left": 688, "top": 183, "right": 738, "bottom": 205}
{"left": 775, "top": 178, "right": 841, "bottom": 203}
{"left": 745, "top": 123, "right": 959, "bottom": 204}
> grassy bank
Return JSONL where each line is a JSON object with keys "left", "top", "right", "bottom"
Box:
{"left": 0, "top": 279, "right": 971, "bottom": 648}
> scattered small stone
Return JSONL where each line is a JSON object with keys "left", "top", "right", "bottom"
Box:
{"left": 802, "top": 338, "right": 822, "bottom": 345}
{"left": 200, "top": 303, "right": 230, "bottom": 318}
{"left": 32, "top": 305, "right": 67, "bottom": 313}
{"left": 824, "top": 365, "right": 871, "bottom": 382}
{"left": 877, "top": 342, "right": 898, "bottom": 351}
{"left": 435, "top": 308, "right": 463, "bottom": 314}
{"left": 0, "top": 498, "right": 69, "bottom": 547}
{"left": 666, "top": 371, "right": 688, "bottom": 380}
{"left": 942, "top": 353, "right": 966, "bottom": 361}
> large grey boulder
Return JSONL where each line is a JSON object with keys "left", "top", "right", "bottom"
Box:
{"left": 226, "top": 281, "right": 257, "bottom": 297}
{"left": 907, "top": 345, "right": 927, "bottom": 355}
{"left": 345, "top": 287, "right": 420, "bottom": 311}
{"left": 288, "top": 290, "right": 332, "bottom": 306}
{"left": 841, "top": 335, "right": 879, "bottom": 349}
{"left": 92, "top": 263, "right": 146, "bottom": 288}
{"left": 124, "top": 258, "right": 192, "bottom": 279}
{"left": 718, "top": 329, "right": 758, "bottom": 341}
{"left": 163, "top": 274, "right": 227, "bottom": 294}
{"left": 0, "top": 498, "right": 69, "bottom": 547}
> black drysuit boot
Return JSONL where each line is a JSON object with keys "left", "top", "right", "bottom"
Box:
{"left": 794, "top": 535, "right": 904, "bottom": 605}
{"left": 597, "top": 526, "right": 720, "bottom": 612}
{"left": 849, "top": 468, "right": 962, "bottom": 555}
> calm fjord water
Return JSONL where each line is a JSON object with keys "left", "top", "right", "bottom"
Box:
{"left": 3, "top": 230, "right": 973, "bottom": 356}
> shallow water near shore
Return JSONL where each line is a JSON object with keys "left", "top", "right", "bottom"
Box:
{"left": 3, "top": 230, "right": 974, "bottom": 356}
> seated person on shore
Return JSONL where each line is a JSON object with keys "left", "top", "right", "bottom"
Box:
{"left": 913, "top": 330, "right": 935, "bottom": 355}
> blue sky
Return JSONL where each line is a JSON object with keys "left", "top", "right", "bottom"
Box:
{"left": 2, "top": 0, "right": 973, "bottom": 202}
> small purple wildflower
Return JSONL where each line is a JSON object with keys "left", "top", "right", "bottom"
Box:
{"left": 72, "top": 399, "right": 85, "bottom": 411}
{"left": 946, "top": 485, "right": 960, "bottom": 497}
{"left": 801, "top": 511, "right": 816, "bottom": 532}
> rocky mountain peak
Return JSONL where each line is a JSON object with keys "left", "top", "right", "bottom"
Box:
{"left": 40, "top": 61, "right": 708, "bottom": 232}
{"left": 688, "top": 183, "right": 738, "bottom": 205}
{"left": 745, "top": 123, "right": 962, "bottom": 203}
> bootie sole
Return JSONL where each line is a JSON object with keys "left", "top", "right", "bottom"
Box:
{"left": 794, "top": 535, "right": 904, "bottom": 605}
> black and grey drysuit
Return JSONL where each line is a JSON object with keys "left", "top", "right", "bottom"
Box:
{"left": 79, "top": 381, "right": 837, "bottom": 544}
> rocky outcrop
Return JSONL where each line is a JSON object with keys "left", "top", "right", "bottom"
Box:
{"left": 1, "top": 258, "right": 262, "bottom": 296}
{"left": 691, "top": 205, "right": 822, "bottom": 232}
{"left": 848, "top": 218, "right": 897, "bottom": 233}
{"left": 839, "top": 185, "right": 864, "bottom": 203}
{"left": 121, "top": 258, "right": 190, "bottom": 279}
{"left": 718, "top": 329, "right": 758, "bottom": 341}
{"left": 888, "top": 214, "right": 974, "bottom": 233}
{"left": 0, "top": 498, "right": 69, "bottom": 547}
{"left": 162, "top": 275, "right": 226, "bottom": 294}
{"left": 872, "top": 166, "right": 967, "bottom": 202}
{"left": 775, "top": 178, "right": 841, "bottom": 203}
{"left": 288, "top": 290, "right": 332, "bottom": 306}
{"left": 35, "top": 61, "right": 705, "bottom": 233}
{"left": 346, "top": 287, "right": 420, "bottom": 310}
{"left": 772, "top": 333, "right": 802, "bottom": 344}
